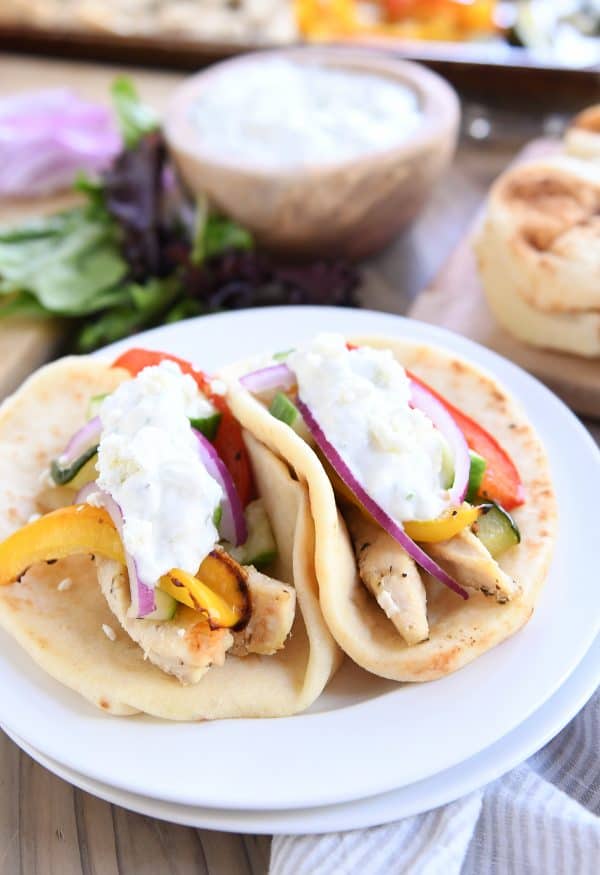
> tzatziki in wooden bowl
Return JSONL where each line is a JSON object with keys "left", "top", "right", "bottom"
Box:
{"left": 165, "top": 48, "right": 460, "bottom": 258}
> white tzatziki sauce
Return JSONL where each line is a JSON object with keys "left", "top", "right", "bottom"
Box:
{"left": 94, "top": 361, "right": 222, "bottom": 584}
{"left": 288, "top": 334, "right": 450, "bottom": 522}
{"left": 189, "top": 58, "right": 422, "bottom": 170}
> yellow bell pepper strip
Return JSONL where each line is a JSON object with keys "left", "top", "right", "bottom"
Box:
{"left": 0, "top": 505, "right": 125, "bottom": 586}
{"left": 198, "top": 549, "right": 250, "bottom": 612}
{"left": 160, "top": 550, "right": 250, "bottom": 631}
{"left": 404, "top": 504, "right": 481, "bottom": 543}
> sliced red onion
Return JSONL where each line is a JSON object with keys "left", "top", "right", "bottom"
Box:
{"left": 77, "top": 486, "right": 156, "bottom": 617}
{"left": 297, "top": 400, "right": 469, "bottom": 600}
{"left": 409, "top": 380, "right": 470, "bottom": 506}
{"left": 239, "top": 364, "right": 295, "bottom": 396}
{"left": 74, "top": 482, "right": 98, "bottom": 504}
{"left": 193, "top": 429, "right": 247, "bottom": 547}
{"left": 0, "top": 89, "right": 120, "bottom": 197}
{"left": 61, "top": 416, "right": 102, "bottom": 464}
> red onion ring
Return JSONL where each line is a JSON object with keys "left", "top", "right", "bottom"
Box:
{"left": 193, "top": 429, "right": 247, "bottom": 547}
{"left": 97, "top": 491, "right": 157, "bottom": 618}
{"left": 74, "top": 482, "right": 98, "bottom": 504}
{"left": 239, "top": 364, "right": 295, "bottom": 395}
{"left": 409, "top": 380, "right": 470, "bottom": 506}
{"left": 61, "top": 416, "right": 102, "bottom": 464}
{"left": 74, "top": 484, "right": 156, "bottom": 617}
{"left": 297, "top": 399, "right": 468, "bottom": 600}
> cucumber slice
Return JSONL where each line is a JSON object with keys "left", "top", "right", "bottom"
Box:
{"left": 69, "top": 452, "right": 98, "bottom": 490}
{"left": 144, "top": 588, "right": 177, "bottom": 621}
{"left": 87, "top": 393, "right": 108, "bottom": 420}
{"left": 269, "top": 392, "right": 299, "bottom": 427}
{"left": 51, "top": 444, "right": 99, "bottom": 486}
{"left": 213, "top": 504, "right": 223, "bottom": 528}
{"left": 190, "top": 412, "right": 222, "bottom": 441}
{"left": 268, "top": 392, "right": 313, "bottom": 443}
{"left": 273, "top": 348, "right": 295, "bottom": 361}
{"left": 466, "top": 451, "right": 487, "bottom": 503}
{"left": 441, "top": 440, "right": 454, "bottom": 489}
{"left": 474, "top": 502, "right": 520, "bottom": 558}
{"left": 226, "top": 499, "right": 278, "bottom": 568}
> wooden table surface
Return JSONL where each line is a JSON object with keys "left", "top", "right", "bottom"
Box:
{"left": 0, "top": 53, "right": 597, "bottom": 875}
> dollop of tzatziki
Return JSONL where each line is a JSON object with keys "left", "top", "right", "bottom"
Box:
{"left": 289, "top": 334, "right": 450, "bottom": 522}
{"left": 188, "top": 58, "right": 422, "bottom": 170}
{"left": 95, "top": 361, "right": 222, "bottom": 584}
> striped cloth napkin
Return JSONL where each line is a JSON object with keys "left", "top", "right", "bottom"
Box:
{"left": 270, "top": 690, "right": 600, "bottom": 874}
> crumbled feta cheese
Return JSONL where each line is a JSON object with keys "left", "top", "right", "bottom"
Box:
{"left": 96, "top": 361, "right": 222, "bottom": 585}
{"left": 85, "top": 491, "right": 104, "bottom": 508}
{"left": 57, "top": 577, "right": 73, "bottom": 592}
{"left": 28, "top": 513, "right": 41, "bottom": 524}
{"left": 176, "top": 628, "right": 186, "bottom": 638}
{"left": 289, "top": 334, "right": 450, "bottom": 522}
{"left": 102, "top": 623, "right": 116, "bottom": 641}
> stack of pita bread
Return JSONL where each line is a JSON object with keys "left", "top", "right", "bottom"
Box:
{"left": 475, "top": 105, "right": 600, "bottom": 358}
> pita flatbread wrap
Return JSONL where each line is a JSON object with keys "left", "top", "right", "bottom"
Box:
{"left": 0, "top": 357, "right": 340, "bottom": 719}
{"left": 565, "top": 104, "right": 600, "bottom": 163}
{"left": 222, "top": 335, "right": 557, "bottom": 682}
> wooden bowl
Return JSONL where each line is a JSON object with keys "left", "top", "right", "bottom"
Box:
{"left": 165, "top": 47, "right": 460, "bottom": 259}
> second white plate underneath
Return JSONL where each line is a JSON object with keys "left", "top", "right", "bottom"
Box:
{"left": 5, "top": 635, "right": 598, "bottom": 835}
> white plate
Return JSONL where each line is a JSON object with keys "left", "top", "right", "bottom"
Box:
{"left": 4, "top": 635, "right": 598, "bottom": 835}
{"left": 0, "top": 307, "right": 598, "bottom": 812}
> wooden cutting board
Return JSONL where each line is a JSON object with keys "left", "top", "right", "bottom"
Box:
{"left": 410, "top": 140, "right": 600, "bottom": 419}
{"left": 0, "top": 319, "right": 63, "bottom": 400}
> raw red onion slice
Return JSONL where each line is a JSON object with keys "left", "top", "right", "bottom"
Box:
{"left": 0, "top": 89, "right": 120, "bottom": 197}
{"left": 239, "top": 364, "right": 295, "bottom": 395}
{"left": 74, "top": 484, "right": 156, "bottom": 617}
{"left": 74, "top": 482, "right": 98, "bottom": 504}
{"left": 193, "top": 429, "right": 247, "bottom": 547}
{"left": 409, "top": 380, "right": 470, "bottom": 506}
{"left": 297, "top": 399, "right": 469, "bottom": 600}
{"left": 62, "top": 416, "right": 102, "bottom": 464}
{"left": 92, "top": 490, "right": 157, "bottom": 618}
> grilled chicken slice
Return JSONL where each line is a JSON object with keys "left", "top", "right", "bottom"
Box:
{"left": 424, "top": 529, "right": 519, "bottom": 602}
{"left": 96, "top": 560, "right": 234, "bottom": 685}
{"left": 345, "top": 507, "right": 429, "bottom": 646}
{"left": 231, "top": 567, "right": 296, "bottom": 657}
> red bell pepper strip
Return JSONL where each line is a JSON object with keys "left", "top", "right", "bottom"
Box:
{"left": 212, "top": 411, "right": 255, "bottom": 510}
{"left": 407, "top": 371, "right": 524, "bottom": 510}
{"left": 112, "top": 348, "right": 255, "bottom": 507}
{"left": 112, "top": 349, "right": 214, "bottom": 397}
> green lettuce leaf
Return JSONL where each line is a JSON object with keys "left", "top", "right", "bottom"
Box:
{"left": 111, "top": 77, "right": 159, "bottom": 150}
{"left": 75, "top": 276, "right": 180, "bottom": 351}
{"left": 191, "top": 196, "right": 253, "bottom": 266}
{"left": 0, "top": 208, "right": 128, "bottom": 315}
